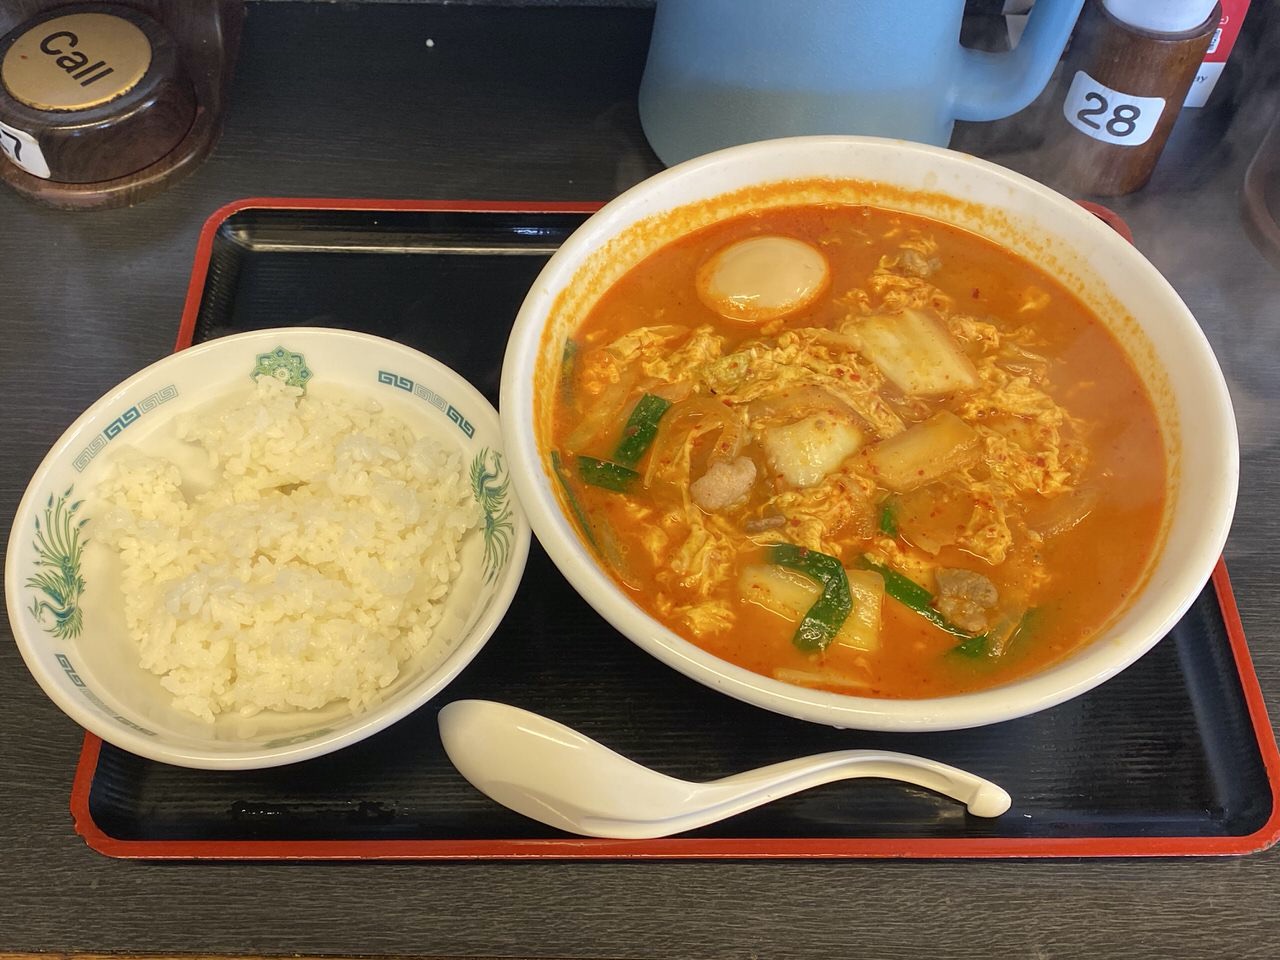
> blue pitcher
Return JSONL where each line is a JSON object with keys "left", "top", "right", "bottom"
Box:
{"left": 638, "top": 0, "right": 1086, "bottom": 165}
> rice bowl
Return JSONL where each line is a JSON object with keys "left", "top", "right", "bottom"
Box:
{"left": 96, "top": 375, "right": 479, "bottom": 722}
{"left": 6, "top": 328, "right": 529, "bottom": 769}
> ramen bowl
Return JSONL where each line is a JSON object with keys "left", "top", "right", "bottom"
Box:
{"left": 6, "top": 328, "right": 530, "bottom": 768}
{"left": 501, "top": 136, "right": 1237, "bottom": 731}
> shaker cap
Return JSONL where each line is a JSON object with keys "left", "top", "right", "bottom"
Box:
{"left": 1101, "top": 0, "right": 1218, "bottom": 33}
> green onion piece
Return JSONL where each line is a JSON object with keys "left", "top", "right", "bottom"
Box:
{"left": 612, "top": 393, "right": 672, "bottom": 466}
{"left": 951, "top": 634, "right": 988, "bottom": 658}
{"left": 552, "top": 451, "right": 639, "bottom": 587}
{"left": 551, "top": 451, "right": 598, "bottom": 550}
{"left": 577, "top": 456, "right": 640, "bottom": 493}
{"left": 964, "top": 607, "right": 1039, "bottom": 660}
{"left": 559, "top": 340, "right": 579, "bottom": 402}
{"left": 767, "top": 543, "right": 853, "bottom": 652}
{"left": 878, "top": 497, "right": 899, "bottom": 537}
{"left": 858, "top": 556, "right": 933, "bottom": 609}
{"left": 1017, "top": 607, "right": 1040, "bottom": 641}
{"left": 858, "top": 555, "right": 978, "bottom": 641}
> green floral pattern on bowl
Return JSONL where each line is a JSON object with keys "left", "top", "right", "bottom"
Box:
{"left": 26, "top": 487, "right": 87, "bottom": 640}
{"left": 471, "top": 448, "right": 514, "bottom": 584}
{"left": 252, "top": 347, "right": 313, "bottom": 389}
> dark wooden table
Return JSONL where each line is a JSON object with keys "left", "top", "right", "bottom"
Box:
{"left": 3, "top": 3, "right": 1280, "bottom": 957}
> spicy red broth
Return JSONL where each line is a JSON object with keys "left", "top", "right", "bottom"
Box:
{"left": 548, "top": 202, "right": 1165, "bottom": 698}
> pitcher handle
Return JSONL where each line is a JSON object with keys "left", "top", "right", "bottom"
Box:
{"left": 953, "top": 0, "right": 1086, "bottom": 122}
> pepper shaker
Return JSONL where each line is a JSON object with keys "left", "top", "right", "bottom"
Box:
{"left": 1053, "top": 0, "right": 1221, "bottom": 196}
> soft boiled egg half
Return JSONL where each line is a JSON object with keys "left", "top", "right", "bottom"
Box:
{"left": 695, "top": 235, "right": 829, "bottom": 323}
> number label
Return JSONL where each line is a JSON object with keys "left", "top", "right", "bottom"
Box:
{"left": 0, "top": 119, "right": 50, "bottom": 178}
{"left": 1063, "top": 71, "right": 1165, "bottom": 147}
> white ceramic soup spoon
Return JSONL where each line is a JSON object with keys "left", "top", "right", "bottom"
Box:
{"left": 437, "top": 699, "right": 1011, "bottom": 839}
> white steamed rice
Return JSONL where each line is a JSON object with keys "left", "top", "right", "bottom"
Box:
{"left": 96, "top": 375, "right": 478, "bottom": 721}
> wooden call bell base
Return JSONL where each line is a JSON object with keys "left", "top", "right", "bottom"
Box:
{"left": 0, "top": 102, "right": 219, "bottom": 210}
{"left": 0, "top": 0, "right": 243, "bottom": 210}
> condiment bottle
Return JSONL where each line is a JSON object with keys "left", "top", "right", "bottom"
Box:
{"left": 1053, "top": 0, "right": 1221, "bottom": 196}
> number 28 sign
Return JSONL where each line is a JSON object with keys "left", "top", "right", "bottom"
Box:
{"left": 1063, "top": 71, "right": 1166, "bottom": 147}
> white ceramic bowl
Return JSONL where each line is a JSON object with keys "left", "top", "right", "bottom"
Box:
{"left": 6, "top": 328, "right": 529, "bottom": 768}
{"left": 501, "top": 136, "right": 1238, "bottom": 732}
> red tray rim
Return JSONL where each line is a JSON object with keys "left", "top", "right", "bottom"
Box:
{"left": 69, "top": 196, "right": 1280, "bottom": 861}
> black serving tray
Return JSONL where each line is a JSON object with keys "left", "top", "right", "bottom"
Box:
{"left": 72, "top": 200, "right": 1280, "bottom": 859}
